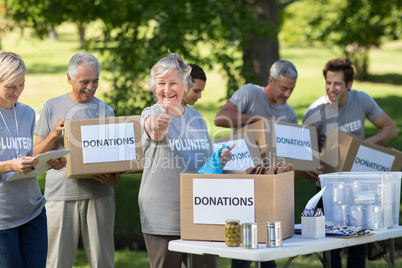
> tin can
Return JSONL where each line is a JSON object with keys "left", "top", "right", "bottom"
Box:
{"left": 384, "top": 204, "right": 393, "bottom": 228}
{"left": 333, "top": 204, "right": 349, "bottom": 225}
{"left": 242, "top": 223, "right": 258, "bottom": 249}
{"left": 225, "top": 219, "right": 241, "bottom": 247}
{"left": 377, "top": 183, "right": 393, "bottom": 204}
{"left": 266, "top": 221, "right": 282, "bottom": 247}
{"left": 332, "top": 183, "right": 347, "bottom": 204}
{"left": 366, "top": 205, "right": 382, "bottom": 229}
{"left": 349, "top": 205, "right": 364, "bottom": 227}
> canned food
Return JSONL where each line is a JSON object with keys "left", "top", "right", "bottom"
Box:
{"left": 349, "top": 205, "right": 364, "bottom": 227}
{"left": 377, "top": 183, "right": 393, "bottom": 204}
{"left": 332, "top": 183, "right": 347, "bottom": 204}
{"left": 366, "top": 205, "right": 382, "bottom": 229}
{"left": 384, "top": 204, "right": 393, "bottom": 228}
{"left": 333, "top": 204, "right": 349, "bottom": 225}
{"left": 266, "top": 221, "right": 282, "bottom": 247}
{"left": 242, "top": 223, "right": 258, "bottom": 249}
{"left": 225, "top": 219, "right": 241, "bottom": 247}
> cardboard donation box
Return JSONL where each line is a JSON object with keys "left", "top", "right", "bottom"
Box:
{"left": 180, "top": 172, "right": 295, "bottom": 243}
{"left": 64, "top": 116, "right": 143, "bottom": 178}
{"left": 235, "top": 119, "right": 319, "bottom": 180}
{"left": 320, "top": 129, "right": 402, "bottom": 173}
{"left": 212, "top": 133, "right": 263, "bottom": 174}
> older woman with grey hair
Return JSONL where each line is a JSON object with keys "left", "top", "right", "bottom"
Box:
{"left": 139, "top": 52, "right": 233, "bottom": 268}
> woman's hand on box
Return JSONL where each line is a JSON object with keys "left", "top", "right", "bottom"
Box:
{"left": 92, "top": 173, "right": 121, "bottom": 187}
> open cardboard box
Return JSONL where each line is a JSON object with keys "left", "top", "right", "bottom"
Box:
{"left": 180, "top": 172, "right": 295, "bottom": 243}
{"left": 212, "top": 133, "right": 263, "bottom": 174}
{"left": 235, "top": 119, "right": 320, "bottom": 180}
{"left": 64, "top": 116, "right": 143, "bottom": 178}
{"left": 320, "top": 128, "right": 402, "bottom": 173}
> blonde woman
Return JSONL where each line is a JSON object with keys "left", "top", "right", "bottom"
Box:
{"left": 0, "top": 51, "right": 65, "bottom": 267}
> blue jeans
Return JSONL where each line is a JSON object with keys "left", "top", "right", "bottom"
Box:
{"left": 0, "top": 208, "right": 47, "bottom": 268}
{"left": 232, "top": 259, "right": 276, "bottom": 268}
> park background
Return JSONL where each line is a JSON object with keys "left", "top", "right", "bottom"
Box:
{"left": 1, "top": 0, "right": 402, "bottom": 267}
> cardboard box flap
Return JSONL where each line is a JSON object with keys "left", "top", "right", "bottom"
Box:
{"left": 234, "top": 119, "right": 320, "bottom": 178}
{"left": 212, "top": 132, "right": 263, "bottom": 173}
{"left": 321, "top": 128, "right": 354, "bottom": 171}
{"left": 321, "top": 128, "right": 402, "bottom": 173}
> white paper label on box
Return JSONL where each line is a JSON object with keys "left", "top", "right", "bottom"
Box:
{"left": 193, "top": 179, "right": 255, "bottom": 225}
{"left": 213, "top": 139, "right": 255, "bottom": 170}
{"left": 81, "top": 123, "right": 137, "bottom": 164}
{"left": 275, "top": 124, "right": 313, "bottom": 161}
{"left": 351, "top": 145, "right": 395, "bottom": 172}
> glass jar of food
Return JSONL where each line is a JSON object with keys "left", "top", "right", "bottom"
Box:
{"left": 225, "top": 219, "right": 241, "bottom": 247}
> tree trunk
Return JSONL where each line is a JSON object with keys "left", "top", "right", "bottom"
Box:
{"left": 48, "top": 26, "right": 57, "bottom": 41}
{"left": 242, "top": 0, "right": 280, "bottom": 86}
{"left": 345, "top": 43, "right": 369, "bottom": 81}
{"left": 77, "top": 22, "right": 87, "bottom": 49}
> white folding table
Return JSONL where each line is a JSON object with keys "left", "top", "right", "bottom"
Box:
{"left": 169, "top": 226, "right": 402, "bottom": 268}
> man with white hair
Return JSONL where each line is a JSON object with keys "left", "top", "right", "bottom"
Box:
{"left": 215, "top": 59, "right": 298, "bottom": 131}
{"left": 34, "top": 53, "right": 120, "bottom": 268}
{"left": 215, "top": 59, "right": 299, "bottom": 268}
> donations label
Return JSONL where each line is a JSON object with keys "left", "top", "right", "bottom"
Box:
{"left": 193, "top": 178, "right": 255, "bottom": 224}
{"left": 81, "top": 123, "right": 137, "bottom": 164}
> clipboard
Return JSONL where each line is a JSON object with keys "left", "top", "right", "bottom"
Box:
{"left": 6, "top": 149, "right": 72, "bottom": 182}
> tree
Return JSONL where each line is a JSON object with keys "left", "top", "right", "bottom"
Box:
{"left": 0, "top": 0, "right": 29, "bottom": 49}
{"left": 5, "top": 0, "right": 294, "bottom": 115}
{"left": 281, "top": 0, "right": 402, "bottom": 80}
{"left": 0, "top": 1, "right": 11, "bottom": 49}
{"left": 8, "top": 0, "right": 103, "bottom": 48}
{"left": 91, "top": 0, "right": 295, "bottom": 115}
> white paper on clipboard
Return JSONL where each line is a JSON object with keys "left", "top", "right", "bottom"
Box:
{"left": 6, "top": 149, "right": 72, "bottom": 182}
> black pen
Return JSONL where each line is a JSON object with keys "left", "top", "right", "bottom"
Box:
{"left": 32, "top": 167, "right": 39, "bottom": 173}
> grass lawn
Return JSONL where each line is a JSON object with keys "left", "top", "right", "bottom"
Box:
{"left": 73, "top": 249, "right": 402, "bottom": 268}
{"left": 2, "top": 23, "right": 402, "bottom": 267}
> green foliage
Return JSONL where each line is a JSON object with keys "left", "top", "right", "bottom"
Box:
{"left": 3, "top": 0, "right": 288, "bottom": 113}
{"left": 280, "top": 0, "right": 402, "bottom": 79}
{"left": 7, "top": 0, "right": 102, "bottom": 35}
{"left": 89, "top": 0, "right": 276, "bottom": 114}
{"left": 0, "top": 0, "right": 16, "bottom": 48}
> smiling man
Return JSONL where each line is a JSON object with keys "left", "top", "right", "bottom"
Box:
{"left": 303, "top": 57, "right": 397, "bottom": 268}
{"left": 303, "top": 57, "right": 397, "bottom": 153}
{"left": 34, "top": 53, "right": 120, "bottom": 268}
{"left": 214, "top": 60, "right": 298, "bottom": 132}
{"left": 215, "top": 60, "right": 298, "bottom": 268}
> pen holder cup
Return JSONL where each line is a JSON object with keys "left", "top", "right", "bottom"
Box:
{"left": 301, "top": 216, "right": 325, "bottom": 239}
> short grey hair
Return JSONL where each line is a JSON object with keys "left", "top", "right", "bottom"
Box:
{"left": 149, "top": 51, "right": 193, "bottom": 101}
{"left": 270, "top": 60, "right": 298, "bottom": 81}
{"left": 67, "top": 53, "right": 100, "bottom": 81}
{"left": 0, "top": 51, "right": 26, "bottom": 86}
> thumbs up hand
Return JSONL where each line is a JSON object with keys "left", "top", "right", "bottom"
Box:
{"left": 154, "top": 105, "right": 172, "bottom": 136}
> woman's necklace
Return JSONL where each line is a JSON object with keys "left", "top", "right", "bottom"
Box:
{"left": 0, "top": 104, "right": 21, "bottom": 158}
